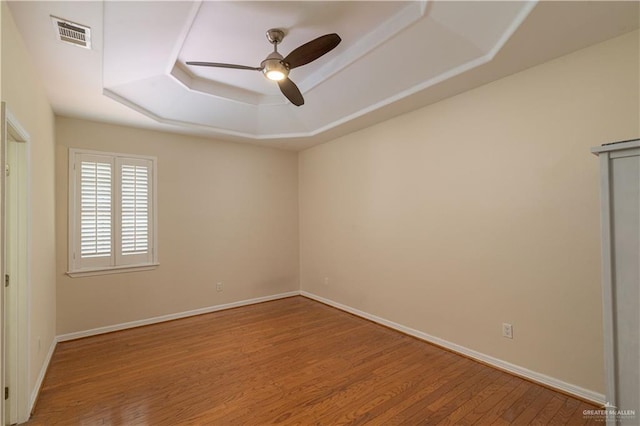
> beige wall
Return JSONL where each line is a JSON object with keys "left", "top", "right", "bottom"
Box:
{"left": 2, "top": 2, "right": 57, "bottom": 394}
{"left": 55, "top": 118, "right": 299, "bottom": 334}
{"left": 299, "top": 30, "right": 639, "bottom": 394}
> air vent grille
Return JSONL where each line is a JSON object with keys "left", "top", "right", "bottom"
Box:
{"left": 51, "top": 16, "right": 91, "bottom": 49}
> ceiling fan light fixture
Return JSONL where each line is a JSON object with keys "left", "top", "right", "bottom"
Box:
{"left": 261, "top": 52, "right": 288, "bottom": 81}
{"left": 265, "top": 68, "right": 286, "bottom": 81}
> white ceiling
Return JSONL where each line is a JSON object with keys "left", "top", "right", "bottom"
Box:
{"left": 7, "top": 1, "right": 640, "bottom": 151}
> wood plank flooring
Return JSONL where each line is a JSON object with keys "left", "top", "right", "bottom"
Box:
{"left": 25, "top": 296, "right": 599, "bottom": 425}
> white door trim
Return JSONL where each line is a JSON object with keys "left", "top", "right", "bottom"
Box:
{"left": 1, "top": 102, "right": 31, "bottom": 424}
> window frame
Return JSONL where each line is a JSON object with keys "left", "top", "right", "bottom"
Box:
{"left": 67, "top": 148, "right": 158, "bottom": 277}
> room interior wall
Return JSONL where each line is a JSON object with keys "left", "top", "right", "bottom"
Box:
{"left": 299, "top": 30, "right": 639, "bottom": 395}
{"left": 1, "top": 1, "right": 57, "bottom": 397}
{"left": 55, "top": 118, "right": 299, "bottom": 335}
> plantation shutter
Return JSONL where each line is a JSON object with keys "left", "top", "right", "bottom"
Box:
{"left": 73, "top": 153, "right": 115, "bottom": 270}
{"left": 68, "top": 149, "right": 157, "bottom": 275}
{"left": 116, "top": 157, "right": 153, "bottom": 266}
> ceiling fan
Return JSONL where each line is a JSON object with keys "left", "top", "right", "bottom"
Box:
{"left": 187, "top": 29, "right": 341, "bottom": 107}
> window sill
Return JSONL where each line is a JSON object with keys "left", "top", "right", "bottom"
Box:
{"left": 66, "top": 263, "right": 159, "bottom": 278}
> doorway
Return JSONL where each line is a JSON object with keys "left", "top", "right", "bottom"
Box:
{"left": 1, "top": 104, "right": 30, "bottom": 425}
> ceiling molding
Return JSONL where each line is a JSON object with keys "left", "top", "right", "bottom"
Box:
{"left": 101, "top": 1, "right": 537, "bottom": 140}
{"left": 170, "top": 63, "right": 265, "bottom": 106}
{"left": 485, "top": 1, "right": 537, "bottom": 61}
{"left": 163, "top": 0, "right": 203, "bottom": 76}
{"left": 297, "top": 1, "right": 429, "bottom": 94}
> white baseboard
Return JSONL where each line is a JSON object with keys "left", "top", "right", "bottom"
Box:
{"left": 56, "top": 291, "right": 300, "bottom": 342}
{"left": 29, "top": 337, "right": 57, "bottom": 415}
{"left": 300, "top": 290, "right": 605, "bottom": 405}
{"left": 51, "top": 289, "right": 604, "bottom": 406}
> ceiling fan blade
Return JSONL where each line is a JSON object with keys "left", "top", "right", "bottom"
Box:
{"left": 186, "top": 62, "right": 261, "bottom": 71}
{"left": 283, "top": 33, "right": 341, "bottom": 70}
{"left": 277, "top": 78, "right": 304, "bottom": 106}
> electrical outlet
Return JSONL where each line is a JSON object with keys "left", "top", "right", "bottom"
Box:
{"left": 216, "top": 282, "right": 223, "bottom": 292}
{"left": 324, "top": 277, "right": 329, "bottom": 286}
{"left": 502, "top": 323, "right": 513, "bottom": 339}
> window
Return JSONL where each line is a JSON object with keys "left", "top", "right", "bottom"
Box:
{"left": 68, "top": 149, "right": 157, "bottom": 276}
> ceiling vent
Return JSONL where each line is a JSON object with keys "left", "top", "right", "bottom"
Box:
{"left": 51, "top": 16, "right": 91, "bottom": 49}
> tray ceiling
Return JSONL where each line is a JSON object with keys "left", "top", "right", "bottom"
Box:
{"left": 6, "top": 1, "right": 640, "bottom": 150}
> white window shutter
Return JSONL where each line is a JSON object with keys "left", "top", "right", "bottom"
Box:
{"left": 80, "top": 161, "right": 112, "bottom": 257}
{"left": 68, "top": 149, "right": 157, "bottom": 275}
{"left": 72, "top": 153, "right": 115, "bottom": 270}
{"left": 116, "top": 157, "right": 153, "bottom": 266}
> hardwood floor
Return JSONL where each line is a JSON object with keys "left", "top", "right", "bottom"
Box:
{"left": 26, "top": 296, "right": 598, "bottom": 425}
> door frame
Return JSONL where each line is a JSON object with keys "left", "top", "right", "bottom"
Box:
{"left": 1, "top": 102, "right": 31, "bottom": 424}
